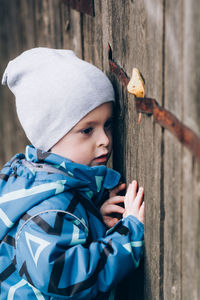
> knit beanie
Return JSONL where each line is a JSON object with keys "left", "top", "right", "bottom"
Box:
{"left": 2, "top": 47, "right": 115, "bottom": 151}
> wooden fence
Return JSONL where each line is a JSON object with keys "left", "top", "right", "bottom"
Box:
{"left": 0, "top": 1, "right": 199, "bottom": 299}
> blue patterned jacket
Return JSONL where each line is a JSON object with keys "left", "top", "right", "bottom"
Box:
{"left": 0, "top": 146, "right": 144, "bottom": 299}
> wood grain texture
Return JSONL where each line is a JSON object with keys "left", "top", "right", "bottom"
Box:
{"left": 99, "top": 1, "right": 163, "bottom": 299}
{"left": 60, "top": 2, "right": 82, "bottom": 58}
{"left": 0, "top": 0, "right": 35, "bottom": 166}
{"left": 182, "top": 0, "right": 200, "bottom": 299}
{"left": 163, "top": 0, "right": 183, "bottom": 299}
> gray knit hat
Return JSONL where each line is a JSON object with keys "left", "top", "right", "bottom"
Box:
{"left": 2, "top": 47, "right": 115, "bottom": 151}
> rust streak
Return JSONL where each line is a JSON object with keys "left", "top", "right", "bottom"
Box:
{"left": 108, "top": 45, "right": 200, "bottom": 161}
{"left": 136, "top": 98, "right": 200, "bottom": 160}
{"left": 108, "top": 43, "right": 129, "bottom": 87}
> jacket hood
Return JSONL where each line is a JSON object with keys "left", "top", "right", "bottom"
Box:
{"left": 0, "top": 146, "right": 120, "bottom": 241}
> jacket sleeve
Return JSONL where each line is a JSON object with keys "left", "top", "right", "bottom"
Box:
{"left": 15, "top": 208, "right": 144, "bottom": 299}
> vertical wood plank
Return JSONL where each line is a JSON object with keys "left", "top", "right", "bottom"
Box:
{"left": 0, "top": 0, "right": 36, "bottom": 166}
{"left": 101, "top": 1, "right": 163, "bottom": 299}
{"left": 81, "top": 1, "right": 103, "bottom": 68}
{"left": 182, "top": 0, "right": 200, "bottom": 299}
{"left": 139, "top": 3, "right": 164, "bottom": 299}
{"left": 60, "top": 3, "right": 82, "bottom": 58}
{"left": 34, "top": 0, "right": 63, "bottom": 48}
{"left": 163, "top": 0, "right": 183, "bottom": 299}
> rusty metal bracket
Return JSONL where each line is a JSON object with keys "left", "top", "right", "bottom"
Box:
{"left": 108, "top": 44, "right": 200, "bottom": 161}
{"left": 64, "top": 0, "right": 95, "bottom": 17}
{"left": 108, "top": 44, "right": 129, "bottom": 87}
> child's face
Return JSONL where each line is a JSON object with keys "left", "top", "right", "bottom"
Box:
{"left": 51, "top": 102, "right": 113, "bottom": 166}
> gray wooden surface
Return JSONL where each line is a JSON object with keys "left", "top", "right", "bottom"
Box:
{"left": 164, "top": 0, "right": 183, "bottom": 298}
{"left": 182, "top": 1, "right": 200, "bottom": 299}
{"left": 0, "top": 1, "right": 199, "bottom": 299}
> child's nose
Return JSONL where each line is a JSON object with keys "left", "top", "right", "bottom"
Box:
{"left": 97, "top": 130, "right": 110, "bottom": 147}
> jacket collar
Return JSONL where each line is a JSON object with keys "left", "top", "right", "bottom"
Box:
{"left": 25, "top": 145, "right": 121, "bottom": 197}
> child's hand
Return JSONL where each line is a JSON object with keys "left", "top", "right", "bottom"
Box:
{"left": 100, "top": 183, "right": 126, "bottom": 228}
{"left": 123, "top": 180, "right": 145, "bottom": 224}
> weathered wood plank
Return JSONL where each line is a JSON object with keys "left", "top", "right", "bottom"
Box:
{"left": 141, "top": 1, "right": 163, "bottom": 299}
{"left": 163, "top": 0, "right": 183, "bottom": 299}
{"left": 60, "top": 2, "right": 82, "bottom": 58}
{"left": 182, "top": 0, "right": 200, "bottom": 299}
{"left": 81, "top": 1, "right": 104, "bottom": 68}
{"left": 100, "top": 1, "right": 163, "bottom": 299}
{"left": 34, "top": 0, "right": 63, "bottom": 48}
{"left": 0, "top": 0, "right": 36, "bottom": 166}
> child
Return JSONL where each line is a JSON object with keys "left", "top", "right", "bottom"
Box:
{"left": 0, "top": 48, "right": 144, "bottom": 299}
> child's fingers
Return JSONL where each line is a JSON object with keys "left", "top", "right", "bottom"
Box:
{"left": 109, "top": 183, "right": 126, "bottom": 197}
{"left": 138, "top": 202, "right": 145, "bottom": 224}
{"left": 102, "top": 204, "right": 125, "bottom": 215}
{"left": 109, "top": 218, "right": 119, "bottom": 228}
{"left": 106, "top": 196, "right": 124, "bottom": 205}
{"left": 135, "top": 187, "right": 144, "bottom": 207}
{"left": 124, "top": 181, "right": 137, "bottom": 206}
{"left": 131, "top": 180, "right": 137, "bottom": 199}
{"left": 112, "top": 218, "right": 119, "bottom": 227}
{"left": 124, "top": 183, "right": 132, "bottom": 206}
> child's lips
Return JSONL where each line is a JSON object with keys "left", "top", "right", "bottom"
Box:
{"left": 94, "top": 154, "right": 109, "bottom": 163}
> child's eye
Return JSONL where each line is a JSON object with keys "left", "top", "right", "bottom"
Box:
{"left": 81, "top": 127, "right": 93, "bottom": 135}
